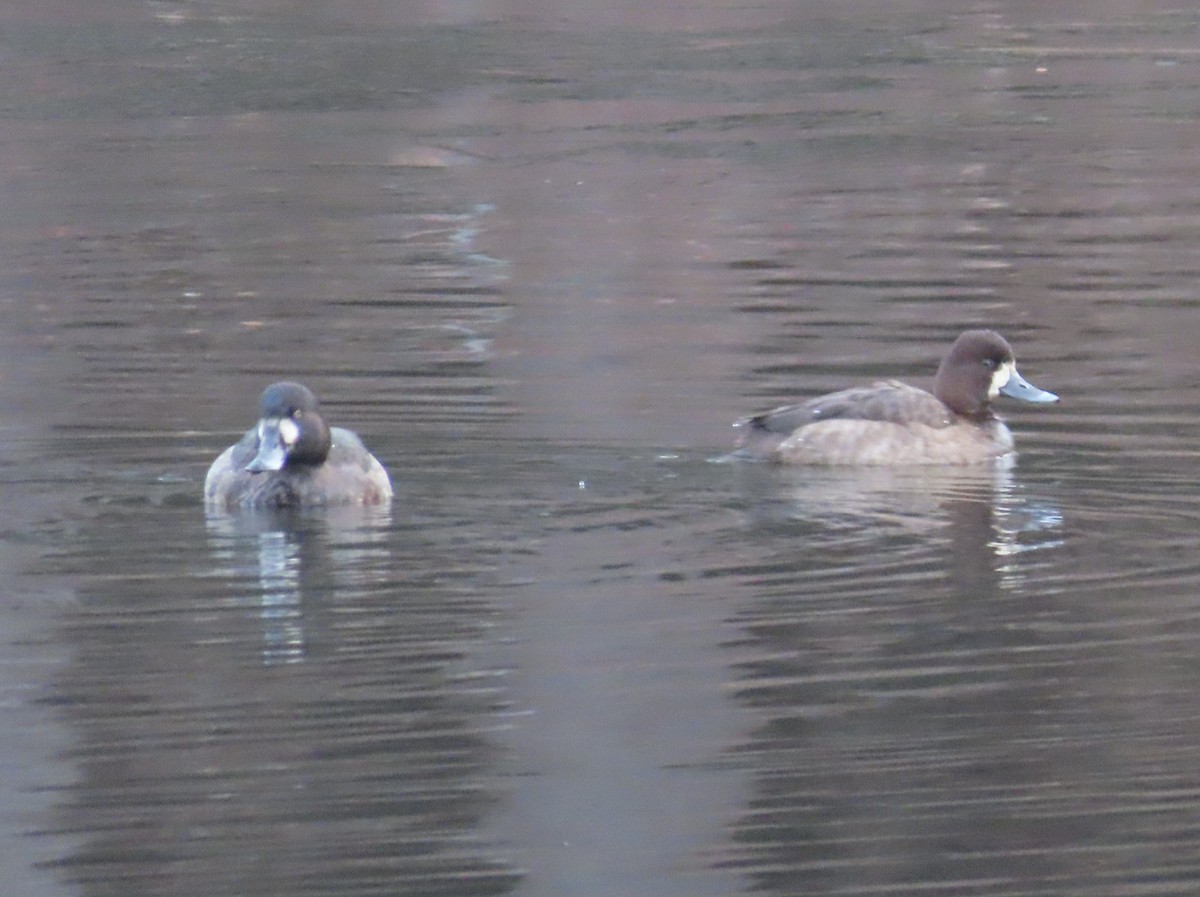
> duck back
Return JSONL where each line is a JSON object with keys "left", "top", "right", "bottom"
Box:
{"left": 735, "top": 381, "right": 956, "bottom": 460}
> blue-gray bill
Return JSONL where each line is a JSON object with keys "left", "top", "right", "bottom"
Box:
{"left": 1000, "top": 370, "right": 1058, "bottom": 403}
{"left": 245, "top": 419, "right": 289, "bottom": 472}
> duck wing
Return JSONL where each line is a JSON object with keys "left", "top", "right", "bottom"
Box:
{"left": 733, "top": 381, "right": 952, "bottom": 456}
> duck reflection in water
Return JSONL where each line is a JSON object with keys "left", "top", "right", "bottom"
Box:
{"left": 205, "top": 505, "right": 392, "bottom": 665}
{"left": 733, "top": 461, "right": 1064, "bottom": 597}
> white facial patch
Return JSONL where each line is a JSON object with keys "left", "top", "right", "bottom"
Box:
{"left": 278, "top": 416, "right": 300, "bottom": 446}
{"left": 989, "top": 361, "right": 1014, "bottom": 399}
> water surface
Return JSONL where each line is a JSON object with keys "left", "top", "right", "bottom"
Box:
{"left": 4, "top": 2, "right": 1200, "bottom": 896}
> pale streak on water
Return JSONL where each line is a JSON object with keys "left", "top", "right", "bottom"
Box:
{"left": 2, "top": 2, "right": 1200, "bottom": 896}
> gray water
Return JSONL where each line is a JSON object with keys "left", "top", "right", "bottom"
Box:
{"left": 5, "top": 2, "right": 1200, "bottom": 895}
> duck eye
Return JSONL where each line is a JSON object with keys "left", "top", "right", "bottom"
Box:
{"left": 981, "top": 358, "right": 997, "bottom": 370}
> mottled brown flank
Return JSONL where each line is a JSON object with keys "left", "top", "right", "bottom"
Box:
{"left": 205, "top": 427, "right": 392, "bottom": 510}
{"left": 735, "top": 381, "right": 1015, "bottom": 466}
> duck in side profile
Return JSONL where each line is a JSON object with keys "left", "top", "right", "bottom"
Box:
{"left": 205, "top": 381, "right": 393, "bottom": 509}
{"left": 733, "top": 329, "right": 1058, "bottom": 465}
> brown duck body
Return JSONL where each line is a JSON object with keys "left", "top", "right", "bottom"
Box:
{"left": 733, "top": 330, "right": 1057, "bottom": 466}
{"left": 205, "top": 382, "right": 392, "bottom": 510}
{"left": 205, "top": 426, "right": 392, "bottom": 509}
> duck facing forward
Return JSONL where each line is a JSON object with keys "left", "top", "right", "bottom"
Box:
{"left": 205, "top": 381, "right": 393, "bottom": 509}
{"left": 733, "top": 329, "right": 1058, "bottom": 465}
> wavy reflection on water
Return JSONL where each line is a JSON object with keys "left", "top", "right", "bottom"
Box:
{"left": 205, "top": 506, "right": 394, "bottom": 666}
{"left": 8, "top": 2, "right": 1200, "bottom": 896}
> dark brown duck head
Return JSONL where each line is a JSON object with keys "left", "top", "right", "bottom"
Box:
{"left": 933, "top": 329, "right": 1058, "bottom": 420}
{"left": 245, "top": 381, "right": 332, "bottom": 472}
